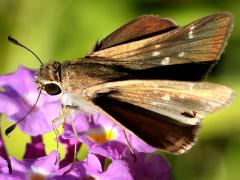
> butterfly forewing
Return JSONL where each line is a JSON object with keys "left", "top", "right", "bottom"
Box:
{"left": 93, "top": 15, "right": 178, "bottom": 51}
{"left": 83, "top": 80, "right": 234, "bottom": 126}
{"left": 88, "top": 13, "right": 233, "bottom": 70}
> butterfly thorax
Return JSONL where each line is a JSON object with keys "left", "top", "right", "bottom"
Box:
{"left": 60, "top": 59, "right": 128, "bottom": 93}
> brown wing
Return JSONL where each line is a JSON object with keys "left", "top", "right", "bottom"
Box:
{"left": 87, "top": 13, "right": 233, "bottom": 70}
{"left": 83, "top": 80, "right": 234, "bottom": 154}
{"left": 93, "top": 15, "right": 178, "bottom": 51}
{"left": 95, "top": 97, "right": 199, "bottom": 154}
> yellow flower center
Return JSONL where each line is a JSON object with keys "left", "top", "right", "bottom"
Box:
{"left": 88, "top": 127, "right": 117, "bottom": 143}
{"left": 30, "top": 173, "right": 46, "bottom": 180}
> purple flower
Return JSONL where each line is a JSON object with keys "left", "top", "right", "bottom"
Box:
{"left": 58, "top": 137, "right": 81, "bottom": 168}
{"left": 75, "top": 153, "right": 134, "bottom": 180}
{"left": 0, "top": 149, "right": 133, "bottom": 180}
{"left": 62, "top": 113, "right": 156, "bottom": 160}
{"left": 23, "top": 135, "right": 46, "bottom": 159}
{"left": 56, "top": 153, "right": 133, "bottom": 180}
{"left": 0, "top": 66, "right": 61, "bottom": 135}
{"left": 122, "top": 150, "right": 172, "bottom": 180}
{"left": 0, "top": 151, "right": 81, "bottom": 180}
{"left": 73, "top": 151, "right": 171, "bottom": 180}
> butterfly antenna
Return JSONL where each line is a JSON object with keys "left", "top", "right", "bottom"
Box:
{"left": 5, "top": 86, "right": 43, "bottom": 136}
{"left": 7, "top": 36, "right": 44, "bottom": 65}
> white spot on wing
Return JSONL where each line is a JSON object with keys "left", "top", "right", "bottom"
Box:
{"left": 178, "top": 52, "right": 185, "bottom": 57}
{"left": 152, "top": 51, "right": 161, "bottom": 57}
{"left": 190, "top": 26, "right": 195, "bottom": 30}
{"left": 188, "top": 26, "right": 195, "bottom": 39}
{"left": 155, "top": 44, "right": 160, "bottom": 48}
{"left": 189, "top": 31, "right": 193, "bottom": 39}
{"left": 162, "top": 94, "right": 170, "bottom": 101}
{"left": 161, "top": 57, "right": 170, "bottom": 65}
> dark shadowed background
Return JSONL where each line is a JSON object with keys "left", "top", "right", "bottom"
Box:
{"left": 0, "top": 0, "right": 239, "bottom": 179}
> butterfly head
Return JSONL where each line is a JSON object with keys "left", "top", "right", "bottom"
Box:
{"left": 35, "top": 61, "right": 62, "bottom": 95}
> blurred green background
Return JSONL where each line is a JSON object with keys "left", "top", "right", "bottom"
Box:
{"left": 0, "top": 0, "right": 239, "bottom": 179}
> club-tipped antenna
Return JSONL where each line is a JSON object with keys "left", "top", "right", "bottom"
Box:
{"left": 7, "top": 36, "right": 44, "bottom": 65}
{"left": 5, "top": 86, "right": 43, "bottom": 136}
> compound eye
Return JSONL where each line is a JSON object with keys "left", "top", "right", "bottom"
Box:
{"left": 44, "top": 83, "right": 62, "bottom": 95}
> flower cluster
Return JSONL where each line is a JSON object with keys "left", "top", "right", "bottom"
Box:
{"left": 0, "top": 66, "right": 172, "bottom": 179}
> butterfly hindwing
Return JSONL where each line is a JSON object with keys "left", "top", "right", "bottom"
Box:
{"left": 81, "top": 80, "right": 234, "bottom": 153}
{"left": 94, "top": 95, "right": 200, "bottom": 154}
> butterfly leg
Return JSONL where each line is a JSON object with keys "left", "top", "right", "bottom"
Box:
{"left": 52, "top": 117, "right": 61, "bottom": 164}
{"left": 52, "top": 107, "right": 71, "bottom": 164}
{"left": 123, "top": 129, "right": 136, "bottom": 161}
{"left": 63, "top": 107, "right": 79, "bottom": 175}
